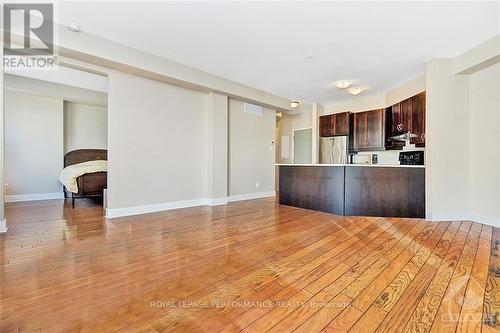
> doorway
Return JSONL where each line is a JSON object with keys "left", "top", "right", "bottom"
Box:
{"left": 293, "top": 128, "right": 312, "bottom": 164}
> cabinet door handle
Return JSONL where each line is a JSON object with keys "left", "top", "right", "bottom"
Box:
{"left": 421, "top": 133, "right": 425, "bottom": 140}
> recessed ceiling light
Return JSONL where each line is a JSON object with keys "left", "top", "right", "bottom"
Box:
{"left": 67, "top": 23, "right": 81, "bottom": 32}
{"left": 336, "top": 80, "right": 351, "bottom": 89}
{"left": 291, "top": 101, "right": 300, "bottom": 108}
{"left": 347, "top": 87, "right": 363, "bottom": 95}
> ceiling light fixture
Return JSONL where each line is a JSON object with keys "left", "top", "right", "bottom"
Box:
{"left": 291, "top": 101, "right": 300, "bottom": 108}
{"left": 67, "top": 23, "right": 81, "bottom": 32}
{"left": 336, "top": 80, "right": 351, "bottom": 89}
{"left": 347, "top": 87, "right": 363, "bottom": 95}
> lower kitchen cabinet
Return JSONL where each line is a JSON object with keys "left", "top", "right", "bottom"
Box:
{"left": 344, "top": 166, "right": 425, "bottom": 218}
{"left": 279, "top": 166, "right": 344, "bottom": 215}
{"left": 278, "top": 165, "right": 425, "bottom": 218}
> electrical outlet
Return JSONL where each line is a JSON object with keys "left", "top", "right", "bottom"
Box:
{"left": 255, "top": 182, "right": 260, "bottom": 188}
{"left": 4, "top": 183, "right": 10, "bottom": 190}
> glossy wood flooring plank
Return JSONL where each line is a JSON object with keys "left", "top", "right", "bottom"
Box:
{"left": 456, "top": 225, "right": 492, "bottom": 332}
{"left": 372, "top": 222, "right": 461, "bottom": 333}
{"left": 349, "top": 222, "right": 441, "bottom": 313}
{"left": 267, "top": 290, "right": 334, "bottom": 332}
{"left": 483, "top": 227, "right": 500, "bottom": 331}
{"left": 402, "top": 221, "right": 470, "bottom": 333}
{"left": 334, "top": 219, "right": 425, "bottom": 299}
{"left": 320, "top": 304, "right": 363, "bottom": 333}
{"left": 0, "top": 199, "right": 495, "bottom": 333}
{"left": 91, "top": 218, "right": 381, "bottom": 332}
{"left": 430, "top": 222, "right": 482, "bottom": 333}
{"left": 373, "top": 222, "right": 454, "bottom": 312}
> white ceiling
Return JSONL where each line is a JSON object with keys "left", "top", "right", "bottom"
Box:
{"left": 58, "top": 1, "right": 499, "bottom": 104}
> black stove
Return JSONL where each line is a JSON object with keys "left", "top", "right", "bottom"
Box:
{"left": 399, "top": 151, "right": 424, "bottom": 165}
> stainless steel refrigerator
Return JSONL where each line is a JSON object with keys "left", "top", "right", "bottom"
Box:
{"left": 319, "top": 136, "right": 348, "bottom": 164}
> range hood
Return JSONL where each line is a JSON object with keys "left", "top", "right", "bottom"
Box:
{"left": 389, "top": 131, "right": 418, "bottom": 142}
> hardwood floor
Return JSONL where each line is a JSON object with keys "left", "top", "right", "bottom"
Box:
{"left": 0, "top": 198, "right": 498, "bottom": 332}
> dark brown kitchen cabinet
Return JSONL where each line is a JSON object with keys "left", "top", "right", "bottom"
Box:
{"left": 386, "top": 92, "right": 426, "bottom": 149}
{"left": 319, "top": 112, "right": 350, "bottom": 137}
{"left": 411, "top": 92, "right": 426, "bottom": 146}
{"left": 319, "top": 114, "right": 334, "bottom": 137}
{"left": 353, "top": 109, "right": 385, "bottom": 151}
{"left": 389, "top": 99, "right": 411, "bottom": 134}
{"left": 333, "top": 112, "right": 349, "bottom": 135}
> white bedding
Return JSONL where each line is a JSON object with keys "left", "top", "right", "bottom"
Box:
{"left": 59, "top": 160, "right": 107, "bottom": 193}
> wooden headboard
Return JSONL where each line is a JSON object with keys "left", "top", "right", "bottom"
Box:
{"left": 64, "top": 149, "right": 108, "bottom": 167}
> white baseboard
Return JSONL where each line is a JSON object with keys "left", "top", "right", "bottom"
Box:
{"left": 427, "top": 213, "right": 500, "bottom": 228}
{"left": 0, "top": 219, "right": 7, "bottom": 233}
{"left": 206, "top": 197, "right": 229, "bottom": 206}
{"left": 228, "top": 191, "right": 276, "bottom": 203}
{"left": 5, "top": 192, "right": 64, "bottom": 203}
{"left": 106, "top": 191, "right": 276, "bottom": 219}
{"left": 106, "top": 198, "right": 208, "bottom": 218}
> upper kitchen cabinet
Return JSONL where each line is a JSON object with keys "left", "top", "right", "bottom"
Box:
{"left": 319, "top": 114, "right": 334, "bottom": 137}
{"left": 410, "top": 92, "right": 426, "bottom": 146}
{"left": 319, "top": 112, "right": 350, "bottom": 137}
{"left": 390, "top": 101, "right": 410, "bottom": 134}
{"left": 334, "top": 112, "right": 350, "bottom": 135}
{"left": 352, "top": 109, "right": 385, "bottom": 151}
{"left": 386, "top": 91, "right": 426, "bottom": 149}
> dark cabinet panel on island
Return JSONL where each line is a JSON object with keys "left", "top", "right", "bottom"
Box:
{"left": 344, "top": 166, "right": 425, "bottom": 218}
{"left": 279, "top": 166, "right": 344, "bottom": 215}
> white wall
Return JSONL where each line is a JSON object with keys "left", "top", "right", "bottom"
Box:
{"left": 323, "top": 75, "right": 426, "bottom": 115}
{"left": 64, "top": 102, "right": 108, "bottom": 153}
{"left": 5, "top": 91, "right": 64, "bottom": 199}
{"left": 276, "top": 113, "right": 293, "bottom": 164}
{"left": 385, "top": 75, "right": 426, "bottom": 106}
{"left": 5, "top": 74, "right": 107, "bottom": 107}
{"left": 229, "top": 99, "right": 275, "bottom": 196}
{"left": 320, "top": 75, "right": 427, "bottom": 165}
{"left": 291, "top": 105, "right": 313, "bottom": 130}
{"left": 468, "top": 62, "right": 500, "bottom": 223}
{"left": 276, "top": 104, "right": 316, "bottom": 165}
{"left": 426, "top": 58, "right": 470, "bottom": 220}
{"left": 206, "top": 93, "right": 228, "bottom": 201}
{"left": 426, "top": 38, "right": 500, "bottom": 227}
{"left": 107, "top": 72, "right": 208, "bottom": 211}
{"left": 324, "top": 94, "right": 386, "bottom": 114}
{"left": 0, "top": 45, "right": 4, "bottom": 227}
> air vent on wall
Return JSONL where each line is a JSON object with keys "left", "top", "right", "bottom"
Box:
{"left": 244, "top": 102, "right": 263, "bottom": 116}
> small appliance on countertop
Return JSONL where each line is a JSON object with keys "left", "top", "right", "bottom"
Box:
{"left": 350, "top": 153, "right": 378, "bottom": 165}
{"left": 399, "top": 151, "right": 424, "bottom": 165}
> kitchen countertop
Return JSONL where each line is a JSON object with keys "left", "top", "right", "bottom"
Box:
{"left": 275, "top": 163, "right": 425, "bottom": 168}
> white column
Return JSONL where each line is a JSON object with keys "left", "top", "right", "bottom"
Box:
{"left": 312, "top": 103, "right": 325, "bottom": 164}
{"left": 0, "top": 18, "right": 6, "bottom": 232}
{"left": 206, "top": 93, "right": 228, "bottom": 205}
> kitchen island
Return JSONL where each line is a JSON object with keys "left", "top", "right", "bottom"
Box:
{"left": 277, "top": 164, "right": 425, "bottom": 218}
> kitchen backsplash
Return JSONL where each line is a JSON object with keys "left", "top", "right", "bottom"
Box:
{"left": 356, "top": 147, "right": 425, "bottom": 165}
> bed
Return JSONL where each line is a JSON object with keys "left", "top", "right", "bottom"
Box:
{"left": 61, "top": 149, "right": 107, "bottom": 208}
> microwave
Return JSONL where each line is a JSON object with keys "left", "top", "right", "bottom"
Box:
{"left": 351, "top": 154, "right": 378, "bottom": 165}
